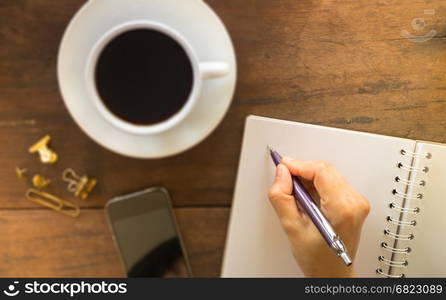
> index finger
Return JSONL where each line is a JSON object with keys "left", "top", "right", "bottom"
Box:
{"left": 280, "top": 158, "right": 349, "bottom": 201}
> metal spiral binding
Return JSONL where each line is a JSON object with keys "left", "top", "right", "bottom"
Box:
{"left": 389, "top": 202, "right": 420, "bottom": 214}
{"left": 386, "top": 216, "right": 416, "bottom": 227}
{"left": 383, "top": 229, "right": 414, "bottom": 241}
{"left": 381, "top": 242, "right": 411, "bottom": 254}
{"left": 379, "top": 256, "right": 408, "bottom": 267}
{"left": 395, "top": 176, "right": 426, "bottom": 187}
{"left": 397, "top": 162, "right": 429, "bottom": 173}
{"left": 392, "top": 189, "right": 423, "bottom": 200}
{"left": 400, "top": 149, "right": 432, "bottom": 159}
{"left": 376, "top": 268, "right": 405, "bottom": 278}
{"left": 376, "top": 148, "right": 431, "bottom": 278}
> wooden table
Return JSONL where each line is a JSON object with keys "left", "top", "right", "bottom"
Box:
{"left": 0, "top": 0, "right": 445, "bottom": 277}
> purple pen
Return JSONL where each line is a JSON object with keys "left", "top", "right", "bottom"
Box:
{"left": 268, "top": 146, "right": 352, "bottom": 266}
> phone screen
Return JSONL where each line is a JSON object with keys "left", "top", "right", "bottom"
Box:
{"left": 106, "top": 188, "right": 191, "bottom": 277}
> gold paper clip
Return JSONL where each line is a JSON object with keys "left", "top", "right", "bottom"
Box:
{"left": 62, "top": 168, "right": 97, "bottom": 199}
{"left": 32, "top": 174, "right": 51, "bottom": 189}
{"left": 26, "top": 188, "right": 80, "bottom": 217}
{"left": 28, "top": 135, "right": 58, "bottom": 164}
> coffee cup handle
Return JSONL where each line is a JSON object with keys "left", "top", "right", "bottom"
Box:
{"left": 199, "top": 62, "right": 230, "bottom": 80}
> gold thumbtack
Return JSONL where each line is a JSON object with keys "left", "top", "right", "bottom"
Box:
{"left": 28, "top": 135, "right": 58, "bottom": 164}
{"left": 32, "top": 174, "right": 51, "bottom": 189}
{"left": 62, "top": 168, "right": 97, "bottom": 200}
{"left": 15, "top": 167, "right": 28, "bottom": 178}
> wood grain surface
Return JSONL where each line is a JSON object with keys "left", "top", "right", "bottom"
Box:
{"left": 0, "top": 208, "right": 229, "bottom": 277}
{"left": 0, "top": 0, "right": 445, "bottom": 276}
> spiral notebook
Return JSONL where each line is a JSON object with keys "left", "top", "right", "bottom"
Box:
{"left": 222, "top": 115, "right": 446, "bottom": 278}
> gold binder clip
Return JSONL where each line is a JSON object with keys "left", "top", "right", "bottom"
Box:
{"left": 32, "top": 174, "right": 51, "bottom": 189}
{"left": 28, "top": 135, "right": 58, "bottom": 164}
{"left": 15, "top": 167, "right": 28, "bottom": 178}
{"left": 62, "top": 168, "right": 97, "bottom": 199}
{"left": 26, "top": 188, "right": 80, "bottom": 217}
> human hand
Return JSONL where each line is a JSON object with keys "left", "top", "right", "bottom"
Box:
{"left": 268, "top": 158, "right": 370, "bottom": 277}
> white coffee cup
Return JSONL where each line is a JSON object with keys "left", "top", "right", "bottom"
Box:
{"left": 58, "top": 0, "right": 236, "bottom": 158}
{"left": 85, "top": 21, "right": 230, "bottom": 135}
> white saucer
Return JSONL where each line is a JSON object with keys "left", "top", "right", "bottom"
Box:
{"left": 58, "top": 0, "right": 236, "bottom": 158}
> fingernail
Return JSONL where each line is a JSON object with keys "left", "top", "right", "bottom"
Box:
{"left": 276, "top": 165, "right": 283, "bottom": 179}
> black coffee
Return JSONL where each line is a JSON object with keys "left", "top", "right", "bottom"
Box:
{"left": 95, "top": 29, "right": 193, "bottom": 125}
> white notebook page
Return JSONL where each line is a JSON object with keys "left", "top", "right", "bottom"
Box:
{"left": 222, "top": 116, "right": 415, "bottom": 277}
{"left": 404, "top": 142, "right": 446, "bottom": 277}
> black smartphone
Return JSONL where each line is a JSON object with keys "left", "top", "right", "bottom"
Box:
{"left": 105, "top": 187, "right": 192, "bottom": 277}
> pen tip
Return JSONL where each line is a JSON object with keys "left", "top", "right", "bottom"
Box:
{"left": 267, "top": 145, "right": 273, "bottom": 152}
{"left": 340, "top": 252, "right": 352, "bottom": 266}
